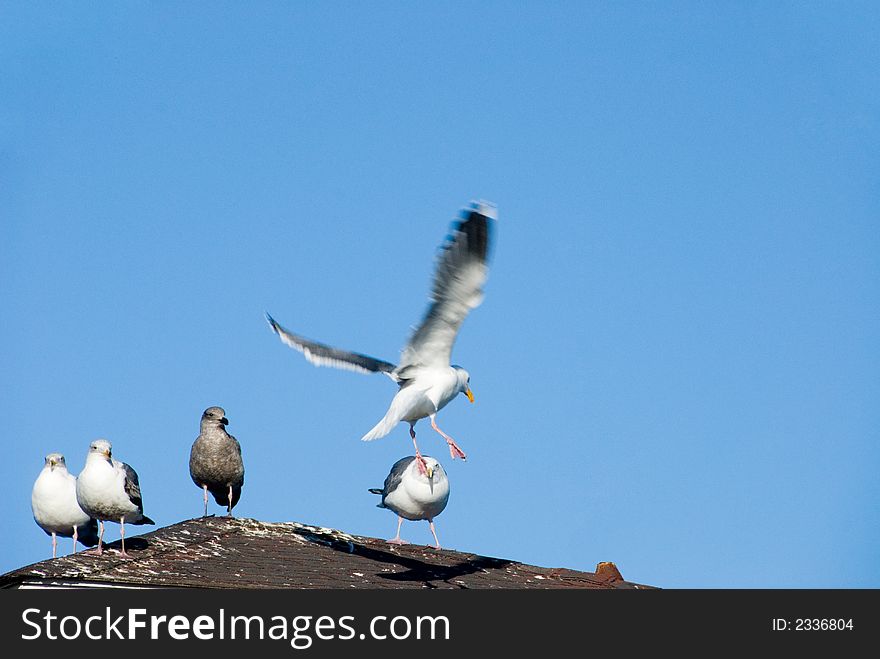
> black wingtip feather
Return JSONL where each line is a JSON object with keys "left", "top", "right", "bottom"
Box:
{"left": 457, "top": 201, "right": 494, "bottom": 262}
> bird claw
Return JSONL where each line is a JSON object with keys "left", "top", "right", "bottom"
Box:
{"left": 386, "top": 538, "right": 408, "bottom": 546}
{"left": 447, "top": 442, "right": 467, "bottom": 461}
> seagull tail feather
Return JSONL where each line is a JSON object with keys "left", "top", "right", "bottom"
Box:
{"left": 361, "top": 411, "right": 400, "bottom": 442}
{"left": 362, "top": 386, "right": 414, "bottom": 441}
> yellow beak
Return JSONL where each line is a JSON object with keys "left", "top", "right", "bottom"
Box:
{"left": 465, "top": 387, "right": 475, "bottom": 403}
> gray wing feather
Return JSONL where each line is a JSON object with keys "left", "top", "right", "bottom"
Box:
{"left": 400, "top": 203, "right": 494, "bottom": 369}
{"left": 381, "top": 456, "right": 416, "bottom": 500}
{"left": 266, "top": 313, "right": 398, "bottom": 376}
{"left": 120, "top": 462, "right": 144, "bottom": 511}
{"left": 229, "top": 433, "right": 245, "bottom": 486}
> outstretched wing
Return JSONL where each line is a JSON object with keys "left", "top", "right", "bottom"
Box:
{"left": 266, "top": 313, "right": 397, "bottom": 376}
{"left": 400, "top": 201, "right": 495, "bottom": 370}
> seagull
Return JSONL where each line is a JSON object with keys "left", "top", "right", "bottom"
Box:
{"left": 266, "top": 200, "right": 495, "bottom": 474}
{"left": 75, "top": 439, "right": 155, "bottom": 557}
{"left": 369, "top": 455, "right": 450, "bottom": 549}
{"left": 31, "top": 453, "right": 99, "bottom": 558}
{"left": 189, "top": 406, "right": 245, "bottom": 517}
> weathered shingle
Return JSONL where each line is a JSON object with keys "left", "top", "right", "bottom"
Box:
{"left": 2, "top": 517, "right": 654, "bottom": 589}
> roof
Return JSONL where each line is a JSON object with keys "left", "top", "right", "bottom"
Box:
{"left": 1, "top": 517, "right": 654, "bottom": 589}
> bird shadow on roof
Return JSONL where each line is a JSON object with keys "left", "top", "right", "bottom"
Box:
{"left": 331, "top": 541, "right": 514, "bottom": 589}
{"left": 101, "top": 537, "right": 149, "bottom": 553}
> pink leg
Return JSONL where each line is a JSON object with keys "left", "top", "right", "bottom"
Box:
{"left": 90, "top": 520, "right": 104, "bottom": 555}
{"left": 203, "top": 484, "right": 209, "bottom": 517}
{"left": 428, "top": 519, "right": 441, "bottom": 550}
{"left": 410, "top": 424, "right": 428, "bottom": 475}
{"left": 73, "top": 526, "right": 79, "bottom": 554}
{"left": 119, "top": 517, "right": 131, "bottom": 558}
{"left": 227, "top": 484, "right": 233, "bottom": 517}
{"left": 386, "top": 516, "right": 408, "bottom": 546}
{"left": 429, "top": 414, "right": 467, "bottom": 461}
{"left": 52, "top": 532, "right": 57, "bottom": 559}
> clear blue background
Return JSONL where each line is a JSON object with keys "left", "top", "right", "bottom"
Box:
{"left": 2, "top": 2, "right": 877, "bottom": 587}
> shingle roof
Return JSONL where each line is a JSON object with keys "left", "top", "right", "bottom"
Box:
{"left": 1, "top": 517, "right": 654, "bottom": 589}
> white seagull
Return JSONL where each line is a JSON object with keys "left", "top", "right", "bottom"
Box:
{"left": 369, "top": 455, "right": 450, "bottom": 549}
{"left": 75, "top": 439, "right": 155, "bottom": 557}
{"left": 266, "top": 201, "right": 495, "bottom": 474}
{"left": 31, "top": 453, "right": 99, "bottom": 558}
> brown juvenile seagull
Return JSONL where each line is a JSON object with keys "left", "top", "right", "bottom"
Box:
{"left": 189, "top": 406, "right": 245, "bottom": 517}
{"left": 266, "top": 201, "right": 496, "bottom": 475}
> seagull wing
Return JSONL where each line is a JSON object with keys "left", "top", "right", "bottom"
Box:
{"left": 400, "top": 202, "right": 495, "bottom": 370}
{"left": 382, "top": 456, "right": 417, "bottom": 499}
{"left": 266, "top": 313, "right": 398, "bottom": 376}
{"left": 228, "top": 432, "right": 245, "bottom": 486}
{"left": 118, "top": 461, "right": 143, "bottom": 511}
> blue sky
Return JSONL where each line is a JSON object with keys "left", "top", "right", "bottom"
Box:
{"left": 2, "top": 2, "right": 877, "bottom": 587}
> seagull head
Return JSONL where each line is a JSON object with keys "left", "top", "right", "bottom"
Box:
{"left": 411, "top": 455, "right": 446, "bottom": 494}
{"left": 201, "top": 406, "right": 229, "bottom": 429}
{"left": 44, "top": 453, "right": 65, "bottom": 471}
{"left": 418, "top": 456, "right": 445, "bottom": 494}
{"left": 452, "top": 366, "right": 475, "bottom": 403}
{"left": 88, "top": 439, "right": 112, "bottom": 460}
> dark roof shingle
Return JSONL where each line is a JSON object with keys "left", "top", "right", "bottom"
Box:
{"left": 1, "top": 517, "right": 654, "bottom": 589}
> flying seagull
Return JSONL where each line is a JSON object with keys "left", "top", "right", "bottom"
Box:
{"left": 75, "top": 439, "right": 155, "bottom": 557}
{"left": 369, "top": 455, "right": 450, "bottom": 549}
{"left": 31, "top": 453, "right": 99, "bottom": 558}
{"left": 266, "top": 200, "right": 495, "bottom": 474}
{"left": 189, "top": 406, "right": 245, "bottom": 517}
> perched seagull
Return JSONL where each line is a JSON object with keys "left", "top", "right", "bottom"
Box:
{"left": 266, "top": 200, "right": 495, "bottom": 474}
{"left": 189, "top": 406, "right": 245, "bottom": 517}
{"left": 75, "top": 439, "right": 155, "bottom": 557}
{"left": 369, "top": 455, "right": 450, "bottom": 549}
{"left": 31, "top": 453, "right": 99, "bottom": 558}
